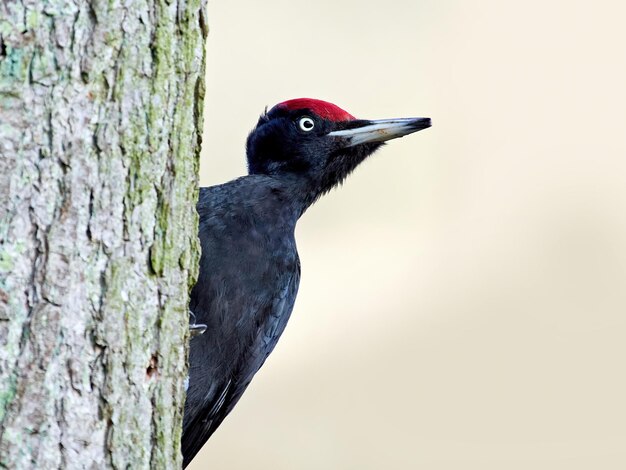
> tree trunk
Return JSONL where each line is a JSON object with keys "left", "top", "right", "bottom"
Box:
{"left": 0, "top": 0, "right": 207, "bottom": 467}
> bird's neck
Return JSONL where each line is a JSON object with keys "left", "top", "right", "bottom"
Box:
{"left": 270, "top": 174, "right": 325, "bottom": 219}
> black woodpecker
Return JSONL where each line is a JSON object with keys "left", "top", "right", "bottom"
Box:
{"left": 183, "top": 98, "right": 431, "bottom": 467}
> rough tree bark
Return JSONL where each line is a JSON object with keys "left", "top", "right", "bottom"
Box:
{"left": 0, "top": 0, "right": 207, "bottom": 467}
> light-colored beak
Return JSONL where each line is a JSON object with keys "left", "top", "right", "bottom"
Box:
{"left": 327, "top": 117, "right": 431, "bottom": 148}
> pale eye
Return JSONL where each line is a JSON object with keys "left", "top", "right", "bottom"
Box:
{"left": 298, "top": 117, "right": 315, "bottom": 132}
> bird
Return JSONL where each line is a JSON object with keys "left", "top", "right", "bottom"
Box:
{"left": 182, "top": 98, "right": 430, "bottom": 467}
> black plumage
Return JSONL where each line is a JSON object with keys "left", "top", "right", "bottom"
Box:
{"left": 182, "top": 99, "right": 430, "bottom": 467}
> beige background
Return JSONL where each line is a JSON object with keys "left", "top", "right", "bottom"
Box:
{"left": 190, "top": 1, "right": 626, "bottom": 469}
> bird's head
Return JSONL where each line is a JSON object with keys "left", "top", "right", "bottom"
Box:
{"left": 246, "top": 98, "right": 431, "bottom": 199}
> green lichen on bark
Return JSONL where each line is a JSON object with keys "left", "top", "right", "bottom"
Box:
{"left": 0, "top": 0, "right": 207, "bottom": 466}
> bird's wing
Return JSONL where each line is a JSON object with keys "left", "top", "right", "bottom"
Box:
{"left": 182, "top": 260, "right": 300, "bottom": 468}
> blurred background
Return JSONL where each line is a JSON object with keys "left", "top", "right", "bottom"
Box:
{"left": 191, "top": 1, "right": 626, "bottom": 469}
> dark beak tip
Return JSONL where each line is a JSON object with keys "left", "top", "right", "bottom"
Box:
{"left": 412, "top": 117, "right": 432, "bottom": 130}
